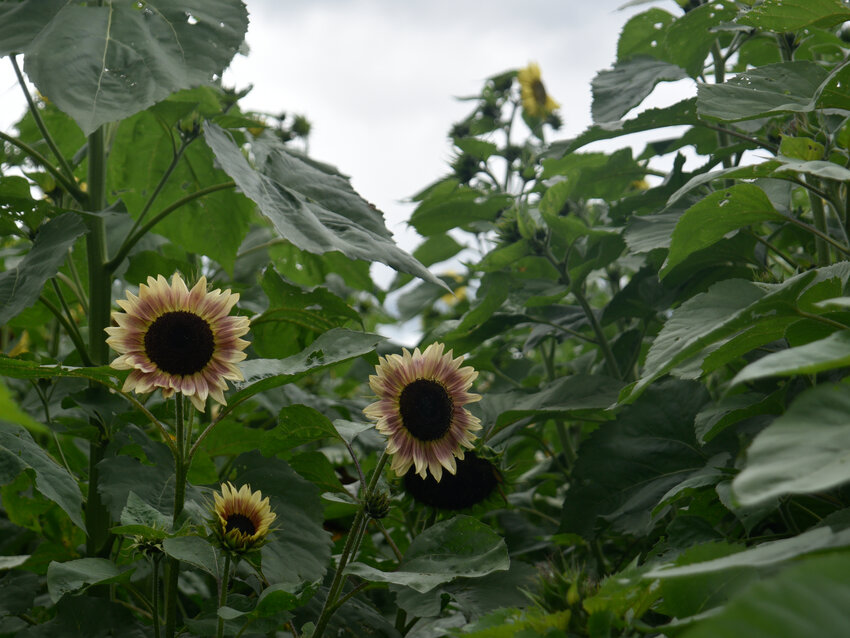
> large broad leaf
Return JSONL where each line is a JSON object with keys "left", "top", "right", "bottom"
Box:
{"left": 661, "top": 0, "right": 739, "bottom": 78}
{"left": 560, "top": 380, "right": 710, "bottom": 539}
{"left": 0, "top": 421, "right": 85, "bottom": 530}
{"left": 0, "top": 212, "right": 87, "bottom": 325}
{"left": 736, "top": 0, "right": 850, "bottom": 32}
{"left": 345, "top": 516, "right": 509, "bottom": 593}
{"left": 697, "top": 60, "right": 850, "bottom": 121}
{"left": 162, "top": 536, "right": 218, "bottom": 577}
{"left": 7, "top": 0, "right": 248, "bottom": 135}
{"left": 732, "top": 384, "right": 850, "bottom": 506}
{"left": 732, "top": 330, "right": 850, "bottom": 385}
{"left": 680, "top": 552, "right": 850, "bottom": 638}
{"left": 47, "top": 558, "right": 131, "bottom": 602}
{"left": 204, "top": 123, "right": 445, "bottom": 288}
{"left": 591, "top": 56, "right": 688, "bottom": 124}
{"left": 646, "top": 524, "right": 850, "bottom": 578}
{"left": 230, "top": 328, "right": 384, "bottom": 407}
{"left": 232, "top": 451, "right": 331, "bottom": 590}
{"left": 661, "top": 184, "right": 786, "bottom": 277}
{"left": 0, "top": 357, "right": 124, "bottom": 391}
{"left": 625, "top": 264, "right": 850, "bottom": 401}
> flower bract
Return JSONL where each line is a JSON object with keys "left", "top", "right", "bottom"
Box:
{"left": 105, "top": 273, "right": 250, "bottom": 412}
{"left": 363, "top": 342, "right": 482, "bottom": 481}
{"left": 518, "top": 62, "right": 559, "bottom": 119}
{"left": 212, "top": 482, "right": 276, "bottom": 553}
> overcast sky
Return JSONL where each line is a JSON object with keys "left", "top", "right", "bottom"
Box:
{"left": 0, "top": 0, "right": 688, "bottom": 271}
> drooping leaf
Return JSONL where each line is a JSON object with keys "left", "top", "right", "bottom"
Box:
{"left": 732, "top": 384, "right": 850, "bottom": 506}
{"left": 13, "top": 0, "right": 248, "bottom": 134}
{"left": 345, "top": 516, "right": 510, "bottom": 593}
{"left": 162, "top": 536, "right": 219, "bottom": 577}
{"left": 591, "top": 56, "right": 688, "bottom": 124}
{"left": 0, "top": 212, "right": 87, "bottom": 325}
{"left": 47, "top": 557, "right": 131, "bottom": 602}
{"left": 230, "top": 328, "right": 384, "bottom": 406}
{"left": 16, "top": 595, "right": 147, "bottom": 637}
{"left": 204, "top": 122, "right": 445, "bottom": 288}
{"left": 0, "top": 421, "right": 84, "bottom": 530}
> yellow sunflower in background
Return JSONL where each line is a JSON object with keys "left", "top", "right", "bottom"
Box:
{"left": 518, "top": 62, "right": 560, "bottom": 119}
{"left": 363, "top": 342, "right": 482, "bottom": 482}
{"left": 212, "top": 482, "right": 276, "bottom": 553}
{"left": 105, "top": 273, "right": 250, "bottom": 412}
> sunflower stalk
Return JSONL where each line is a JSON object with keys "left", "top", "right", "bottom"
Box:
{"left": 84, "top": 124, "right": 113, "bottom": 559}
{"left": 312, "top": 451, "right": 389, "bottom": 638}
{"left": 165, "top": 394, "right": 188, "bottom": 638}
{"left": 216, "top": 552, "right": 233, "bottom": 638}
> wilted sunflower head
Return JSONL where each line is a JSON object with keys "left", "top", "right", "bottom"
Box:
{"left": 517, "top": 62, "right": 560, "bottom": 119}
{"left": 363, "top": 342, "right": 483, "bottom": 482}
{"left": 211, "top": 482, "right": 276, "bottom": 553}
{"left": 403, "top": 451, "right": 501, "bottom": 510}
{"left": 105, "top": 273, "right": 250, "bottom": 412}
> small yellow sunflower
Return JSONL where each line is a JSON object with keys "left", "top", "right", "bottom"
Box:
{"left": 105, "top": 273, "right": 250, "bottom": 412}
{"left": 363, "top": 342, "right": 482, "bottom": 482}
{"left": 518, "top": 62, "right": 560, "bottom": 119}
{"left": 212, "top": 482, "right": 276, "bottom": 553}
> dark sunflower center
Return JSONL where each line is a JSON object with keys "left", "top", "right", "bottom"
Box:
{"left": 143, "top": 310, "right": 215, "bottom": 376}
{"left": 399, "top": 379, "right": 453, "bottom": 441}
{"left": 532, "top": 79, "right": 547, "bottom": 106}
{"left": 225, "top": 513, "right": 256, "bottom": 536}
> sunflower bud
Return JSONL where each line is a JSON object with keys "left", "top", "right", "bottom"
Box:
{"left": 364, "top": 489, "right": 391, "bottom": 519}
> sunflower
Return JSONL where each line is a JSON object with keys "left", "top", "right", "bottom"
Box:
{"left": 211, "top": 482, "right": 276, "bottom": 553}
{"left": 403, "top": 451, "right": 500, "bottom": 510}
{"left": 363, "top": 342, "right": 482, "bottom": 482}
{"left": 517, "top": 62, "right": 560, "bottom": 119}
{"left": 105, "top": 273, "right": 250, "bottom": 412}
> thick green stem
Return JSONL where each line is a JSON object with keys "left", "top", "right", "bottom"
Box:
{"left": 84, "top": 126, "right": 112, "bottom": 558}
{"left": 152, "top": 556, "right": 162, "bottom": 638}
{"left": 808, "top": 186, "right": 831, "bottom": 266}
{"left": 165, "top": 395, "right": 187, "bottom": 638}
{"left": 216, "top": 553, "right": 233, "bottom": 638}
{"left": 313, "top": 452, "right": 390, "bottom": 638}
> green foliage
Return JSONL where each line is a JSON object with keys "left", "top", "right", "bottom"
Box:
{"left": 5, "top": 0, "right": 850, "bottom": 636}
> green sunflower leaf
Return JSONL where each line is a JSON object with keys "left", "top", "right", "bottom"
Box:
{"left": 204, "top": 123, "right": 447, "bottom": 289}
{"left": 0, "top": 212, "right": 87, "bottom": 326}
{"left": 0, "top": 421, "right": 85, "bottom": 530}
{"left": 679, "top": 552, "right": 850, "bottom": 638}
{"left": 162, "top": 536, "right": 219, "bottom": 578}
{"left": 5, "top": 0, "right": 248, "bottom": 134}
{"left": 230, "top": 328, "right": 384, "bottom": 407}
{"left": 345, "top": 516, "right": 509, "bottom": 593}
{"left": 732, "top": 384, "right": 850, "bottom": 506}
{"left": 47, "top": 558, "right": 132, "bottom": 602}
{"left": 591, "top": 56, "right": 688, "bottom": 124}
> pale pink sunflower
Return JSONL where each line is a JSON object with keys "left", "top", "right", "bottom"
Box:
{"left": 212, "top": 482, "right": 276, "bottom": 553}
{"left": 105, "top": 273, "right": 249, "bottom": 412}
{"left": 363, "top": 343, "right": 482, "bottom": 482}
